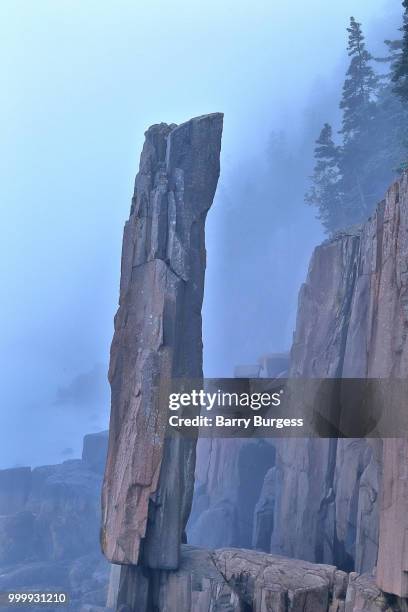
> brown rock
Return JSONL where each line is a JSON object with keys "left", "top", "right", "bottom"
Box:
{"left": 188, "top": 172, "right": 408, "bottom": 591}
{"left": 101, "top": 114, "right": 223, "bottom": 567}
{"left": 377, "top": 438, "right": 408, "bottom": 598}
{"left": 371, "top": 176, "right": 408, "bottom": 598}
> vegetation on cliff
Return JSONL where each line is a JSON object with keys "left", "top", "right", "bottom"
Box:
{"left": 307, "top": 2, "right": 408, "bottom": 233}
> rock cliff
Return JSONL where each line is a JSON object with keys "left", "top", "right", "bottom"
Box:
{"left": 189, "top": 173, "right": 408, "bottom": 606}
{"left": 0, "top": 432, "right": 110, "bottom": 612}
{"left": 101, "top": 111, "right": 408, "bottom": 611}
{"left": 272, "top": 174, "right": 408, "bottom": 588}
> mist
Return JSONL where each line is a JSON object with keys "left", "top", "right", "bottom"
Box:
{"left": 0, "top": 0, "right": 399, "bottom": 467}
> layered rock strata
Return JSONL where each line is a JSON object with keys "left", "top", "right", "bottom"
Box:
{"left": 101, "top": 114, "right": 223, "bottom": 573}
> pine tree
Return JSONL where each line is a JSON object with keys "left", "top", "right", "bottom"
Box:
{"left": 306, "top": 124, "right": 342, "bottom": 233}
{"left": 340, "top": 17, "right": 378, "bottom": 140}
{"left": 307, "top": 16, "right": 408, "bottom": 235}
{"left": 375, "top": 1, "right": 408, "bottom": 172}
{"left": 339, "top": 17, "right": 379, "bottom": 221}
{"left": 393, "top": 0, "right": 408, "bottom": 101}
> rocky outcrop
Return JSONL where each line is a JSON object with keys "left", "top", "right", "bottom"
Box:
{"left": 213, "top": 548, "right": 349, "bottom": 611}
{"left": 101, "top": 113, "right": 223, "bottom": 609}
{"left": 116, "top": 545, "right": 238, "bottom": 612}
{"left": 188, "top": 438, "right": 276, "bottom": 550}
{"left": 344, "top": 572, "right": 408, "bottom": 612}
{"left": 271, "top": 175, "right": 408, "bottom": 583}
{"left": 190, "top": 172, "right": 408, "bottom": 601}
{"left": 117, "top": 544, "right": 382, "bottom": 612}
{"left": 377, "top": 438, "right": 408, "bottom": 598}
{"left": 0, "top": 467, "right": 31, "bottom": 515}
{"left": 100, "top": 110, "right": 408, "bottom": 609}
{"left": 0, "top": 432, "right": 110, "bottom": 612}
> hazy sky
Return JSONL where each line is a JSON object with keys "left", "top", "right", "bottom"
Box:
{"left": 0, "top": 0, "right": 397, "bottom": 467}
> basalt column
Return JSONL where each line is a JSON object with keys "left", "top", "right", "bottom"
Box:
{"left": 101, "top": 114, "right": 223, "bottom": 572}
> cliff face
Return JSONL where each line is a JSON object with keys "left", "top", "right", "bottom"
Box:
{"left": 101, "top": 114, "right": 223, "bottom": 571}
{"left": 190, "top": 173, "right": 408, "bottom": 601}
{"left": 101, "top": 113, "right": 408, "bottom": 610}
{"left": 272, "top": 174, "right": 408, "bottom": 588}
{"left": 116, "top": 544, "right": 350, "bottom": 612}
{"left": 0, "top": 433, "right": 110, "bottom": 612}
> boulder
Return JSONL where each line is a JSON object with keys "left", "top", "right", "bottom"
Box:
{"left": 212, "top": 548, "right": 348, "bottom": 612}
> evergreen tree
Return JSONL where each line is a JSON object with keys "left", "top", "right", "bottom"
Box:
{"left": 393, "top": 0, "right": 408, "bottom": 101}
{"left": 340, "top": 17, "right": 378, "bottom": 139}
{"left": 306, "top": 124, "right": 342, "bottom": 233}
{"left": 339, "top": 17, "right": 379, "bottom": 223}
{"left": 307, "top": 16, "right": 408, "bottom": 235}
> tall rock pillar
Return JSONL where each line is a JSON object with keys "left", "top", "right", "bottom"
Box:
{"left": 101, "top": 114, "right": 223, "bottom": 573}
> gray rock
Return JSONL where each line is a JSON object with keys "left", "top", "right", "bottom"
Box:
{"left": 27, "top": 459, "right": 103, "bottom": 561}
{"left": 117, "top": 545, "right": 240, "bottom": 612}
{"left": 188, "top": 438, "right": 276, "bottom": 550}
{"left": 0, "top": 560, "right": 70, "bottom": 590}
{"left": 374, "top": 176, "right": 408, "bottom": 598}
{"left": 0, "top": 467, "right": 31, "bottom": 514}
{"left": 189, "top": 172, "right": 408, "bottom": 593}
{"left": 82, "top": 431, "right": 108, "bottom": 474}
{"left": 0, "top": 511, "right": 35, "bottom": 564}
{"left": 345, "top": 573, "right": 394, "bottom": 611}
{"left": 252, "top": 466, "right": 277, "bottom": 552}
{"left": 212, "top": 548, "right": 348, "bottom": 612}
{"left": 0, "top": 434, "right": 110, "bottom": 610}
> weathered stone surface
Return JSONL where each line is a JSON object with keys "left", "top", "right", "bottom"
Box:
{"left": 101, "top": 113, "right": 223, "bottom": 568}
{"left": 0, "top": 433, "right": 110, "bottom": 611}
{"left": 345, "top": 573, "right": 395, "bottom": 611}
{"left": 0, "top": 467, "right": 31, "bottom": 515}
{"left": 0, "top": 511, "right": 35, "bottom": 564}
{"left": 82, "top": 431, "right": 108, "bottom": 474}
{"left": 190, "top": 172, "right": 408, "bottom": 588}
{"left": 372, "top": 176, "right": 408, "bottom": 599}
{"left": 116, "top": 545, "right": 239, "bottom": 612}
{"left": 188, "top": 438, "right": 276, "bottom": 550}
{"left": 270, "top": 174, "right": 408, "bottom": 589}
{"left": 269, "top": 226, "right": 365, "bottom": 569}
{"left": 0, "top": 554, "right": 110, "bottom": 612}
{"left": 252, "top": 466, "right": 278, "bottom": 552}
{"left": 212, "top": 548, "right": 348, "bottom": 612}
{"left": 116, "top": 544, "right": 356, "bottom": 612}
{"left": 377, "top": 438, "right": 408, "bottom": 598}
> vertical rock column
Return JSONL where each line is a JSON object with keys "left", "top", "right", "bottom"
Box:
{"left": 101, "top": 114, "right": 223, "bottom": 573}
{"left": 375, "top": 174, "right": 408, "bottom": 599}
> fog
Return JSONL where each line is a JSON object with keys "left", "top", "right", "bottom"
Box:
{"left": 0, "top": 0, "right": 398, "bottom": 467}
